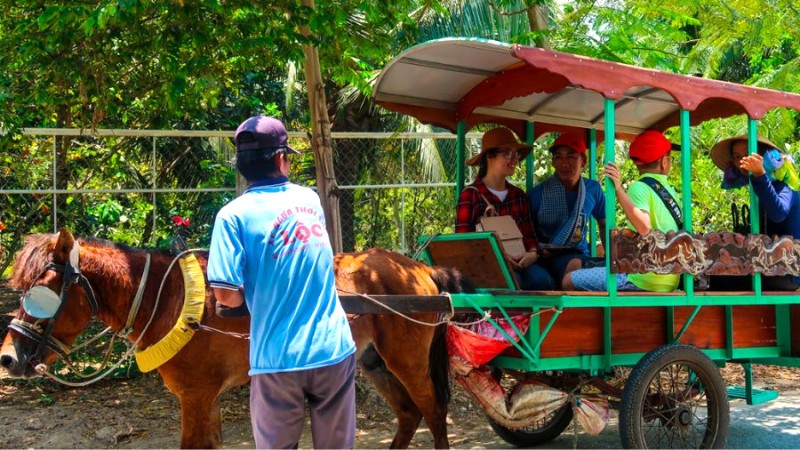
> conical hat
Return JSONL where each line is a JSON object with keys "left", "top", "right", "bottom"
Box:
{"left": 710, "top": 135, "right": 779, "bottom": 170}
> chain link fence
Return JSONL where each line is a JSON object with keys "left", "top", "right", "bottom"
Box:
{"left": 0, "top": 129, "right": 493, "bottom": 275}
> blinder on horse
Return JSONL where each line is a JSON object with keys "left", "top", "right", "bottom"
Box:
{"left": 10, "top": 240, "right": 99, "bottom": 363}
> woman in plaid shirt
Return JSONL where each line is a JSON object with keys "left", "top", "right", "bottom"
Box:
{"left": 455, "top": 127, "right": 555, "bottom": 290}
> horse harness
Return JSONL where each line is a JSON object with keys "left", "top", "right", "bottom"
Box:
{"left": 10, "top": 240, "right": 150, "bottom": 368}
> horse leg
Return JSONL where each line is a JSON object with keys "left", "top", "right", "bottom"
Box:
{"left": 179, "top": 393, "right": 222, "bottom": 449}
{"left": 359, "top": 344, "right": 424, "bottom": 449}
{"left": 159, "top": 369, "right": 224, "bottom": 449}
{"left": 375, "top": 323, "right": 450, "bottom": 449}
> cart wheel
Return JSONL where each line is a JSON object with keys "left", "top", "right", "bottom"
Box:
{"left": 487, "top": 403, "right": 574, "bottom": 447}
{"left": 619, "top": 344, "right": 729, "bottom": 449}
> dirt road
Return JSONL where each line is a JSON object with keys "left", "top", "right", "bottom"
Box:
{"left": 2, "top": 366, "right": 799, "bottom": 449}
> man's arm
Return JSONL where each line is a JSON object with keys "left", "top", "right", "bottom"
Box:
{"left": 213, "top": 287, "right": 244, "bottom": 307}
{"left": 604, "top": 163, "right": 652, "bottom": 234}
{"left": 597, "top": 218, "right": 607, "bottom": 249}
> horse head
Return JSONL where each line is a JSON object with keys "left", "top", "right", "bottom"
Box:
{"left": 1, "top": 228, "right": 98, "bottom": 377}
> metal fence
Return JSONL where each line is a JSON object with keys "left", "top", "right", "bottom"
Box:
{"left": 0, "top": 128, "right": 493, "bottom": 274}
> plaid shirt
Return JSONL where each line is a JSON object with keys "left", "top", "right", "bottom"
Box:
{"left": 455, "top": 178, "right": 538, "bottom": 251}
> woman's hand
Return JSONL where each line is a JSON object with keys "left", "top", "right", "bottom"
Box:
{"left": 739, "top": 153, "right": 766, "bottom": 177}
{"left": 510, "top": 250, "right": 538, "bottom": 269}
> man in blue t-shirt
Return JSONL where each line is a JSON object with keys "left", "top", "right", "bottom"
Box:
{"left": 207, "top": 115, "right": 356, "bottom": 449}
{"left": 528, "top": 133, "right": 606, "bottom": 288}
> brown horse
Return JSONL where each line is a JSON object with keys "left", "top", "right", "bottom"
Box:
{"left": 0, "top": 228, "right": 473, "bottom": 448}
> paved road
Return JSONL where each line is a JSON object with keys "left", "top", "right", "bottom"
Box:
{"left": 457, "top": 391, "right": 800, "bottom": 448}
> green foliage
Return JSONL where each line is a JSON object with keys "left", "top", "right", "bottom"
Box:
{"left": 4, "top": 0, "right": 800, "bottom": 261}
{"left": 37, "top": 393, "right": 55, "bottom": 406}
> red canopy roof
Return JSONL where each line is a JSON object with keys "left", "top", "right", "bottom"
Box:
{"left": 373, "top": 38, "right": 800, "bottom": 142}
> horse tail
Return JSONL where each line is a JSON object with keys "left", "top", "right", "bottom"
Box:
{"left": 427, "top": 266, "right": 477, "bottom": 408}
{"left": 429, "top": 265, "right": 477, "bottom": 294}
{"left": 429, "top": 322, "right": 450, "bottom": 407}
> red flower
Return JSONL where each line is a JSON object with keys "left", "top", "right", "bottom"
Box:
{"left": 172, "top": 216, "right": 191, "bottom": 227}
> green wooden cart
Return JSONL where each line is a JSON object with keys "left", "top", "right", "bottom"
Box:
{"left": 371, "top": 38, "right": 800, "bottom": 448}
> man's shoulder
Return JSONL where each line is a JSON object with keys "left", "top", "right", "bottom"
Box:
{"left": 632, "top": 174, "right": 674, "bottom": 188}
{"left": 582, "top": 177, "right": 603, "bottom": 191}
{"left": 529, "top": 177, "right": 546, "bottom": 191}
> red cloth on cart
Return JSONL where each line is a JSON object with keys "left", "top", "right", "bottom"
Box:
{"left": 446, "top": 315, "right": 531, "bottom": 370}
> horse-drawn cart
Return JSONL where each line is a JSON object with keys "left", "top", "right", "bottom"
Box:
{"left": 4, "top": 37, "right": 800, "bottom": 450}
{"left": 368, "top": 38, "right": 800, "bottom": 448}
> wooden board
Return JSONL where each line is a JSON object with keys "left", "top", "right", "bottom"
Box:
{"left": 423, "top": 235, "right": 517, "bottom": 289}
{"left": 339, "top": 294, "right": 453, "bottom": 314}
{"left": 517, "top": 305, "right": 780, "bottom": 359}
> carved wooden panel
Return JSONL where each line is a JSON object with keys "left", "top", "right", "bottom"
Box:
{"left": 610, "top": 229, "right": 800, "bottom": 276}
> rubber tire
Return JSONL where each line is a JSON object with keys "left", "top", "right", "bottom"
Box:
{"left": 619, "top": 344, "right": 729, "bottom": 449}
{"left": 487, "top": 402, "right": 574, "bottom": 447}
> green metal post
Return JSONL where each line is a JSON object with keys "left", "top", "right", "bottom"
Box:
{"left": 604, "top": 99, "right": 617, "bottom": 297}
{"left": 589, "top": 128, "right": 598, "bottom": 256}
{"left": 680, "top": 110, "right": 694, "bottom": 296}
{"left": 744, "top": 362, "right": 754, "bottom": 405}
{"left": 603, "top": 99, "right": 616, "bottom": 368}
{"left": 747, "top": 119, "right": 762, "bottom": 295}
{"left": 456, "top": 121, "right": 466, "bottom": 200}
{"left": 526, "top": 121, "right": 535, "bottom": 192}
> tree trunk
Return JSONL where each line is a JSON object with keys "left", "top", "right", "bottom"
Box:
{"left": 526, "top": 1, "right": 550, "bottom": 49}
{"left": 301, "top": 0, "right": 342, "bottom": 252}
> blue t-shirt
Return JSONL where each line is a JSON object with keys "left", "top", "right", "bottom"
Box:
{"left": 528, "top": 177, "right": 605, "bottom": 255}
{"left": 207, "top": 177, "right": 355, "bottom": 375}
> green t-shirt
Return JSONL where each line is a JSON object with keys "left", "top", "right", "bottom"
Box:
{"left": 626, "top": 173, "right": 681, "bottom": 292}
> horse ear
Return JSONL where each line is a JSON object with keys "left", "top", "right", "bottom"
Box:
{"left": 53, "top": 228, "right": 75, "bottom": 264}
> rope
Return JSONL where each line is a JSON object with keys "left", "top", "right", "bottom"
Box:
{"left": 411, "top": 233, "right": 441, "bottom": 261}
{"left": 189, "top": 322, "right": 250, "bottom": 340}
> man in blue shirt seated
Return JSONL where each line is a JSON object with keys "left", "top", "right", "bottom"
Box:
{"left": 528, "top": 133, "right": 606, "bottom": 289}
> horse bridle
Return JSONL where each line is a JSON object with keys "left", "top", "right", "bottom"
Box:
{"left": 9, "top": 241, "right": 100, "bottom": 364}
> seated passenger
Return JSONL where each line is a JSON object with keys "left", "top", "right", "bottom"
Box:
{"left": 528, "top": 133, "right": 606, "bottom": 288}
{"left": 563, "top": 130, "right": 681, "bottom": 292}
{"left": 455, "top": 127, "right": 555, "bottom": 290}
{"left": 710, "top": 135, "right": 800, "bottom": 290}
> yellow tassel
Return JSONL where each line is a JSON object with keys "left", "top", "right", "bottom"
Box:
{"left": 135, "top": 253, "right": 206, "bottom": 372}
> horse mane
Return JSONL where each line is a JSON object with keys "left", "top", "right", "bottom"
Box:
{"left": 9, "top": 233, "right": 172, "bottom": 293}
{"left": 8, "top": 234, "right": 56, "bottom": 291}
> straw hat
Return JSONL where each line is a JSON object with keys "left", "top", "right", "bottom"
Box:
{"left": 710, "top": 135, "right": 779, "bottom": 170}
{"left": 466, "top": 128, "right": 533, "bottom": 166}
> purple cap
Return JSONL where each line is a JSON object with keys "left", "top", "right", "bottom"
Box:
{"left": 234, "top": 115, "right": 299, "bottom": 156}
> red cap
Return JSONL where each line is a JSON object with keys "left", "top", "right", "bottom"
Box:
{"left": 629, "top": 130, "right": 679, "bottom": 165}
{"left": 550, "top": 133, "right": 587, "bottom": 155}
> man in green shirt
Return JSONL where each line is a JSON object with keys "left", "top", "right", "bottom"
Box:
{"left": 562, "top": 130, "right": 681, "bottom": 292}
